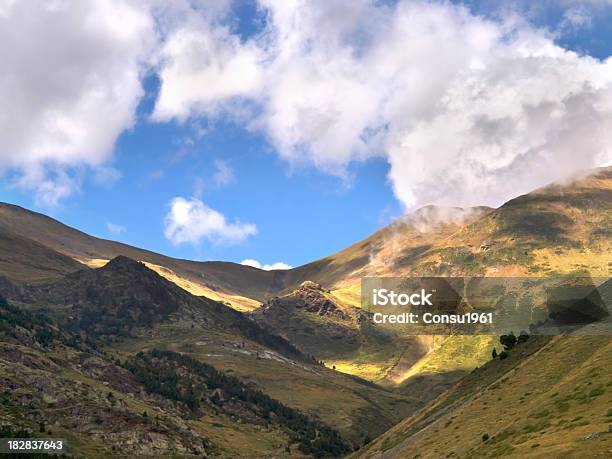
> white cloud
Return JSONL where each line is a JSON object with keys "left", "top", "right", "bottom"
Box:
{"left": 240, "top": 259, "right": 292, "bottom": 271}
{"left": 3, "top": 0, "right": 611, "bottom": 211}
{"left": 562, "top": 6, "right": 592, "bottom": 28}
{"left": 106, "top": 222, "right": 126, "bottom": 235}
{"left": 212, "top": 159, "right": 235, "bottom": 187}
{"left": 13, "top": 166, "right": 80, "bottom": 208}
{"left": 151, "top": 2, "right": 263, "bottom": 122}
{"left": 164, "top": 196, "right": 256, "bottom": 245}
{"left": 153, "top": 0, "right": 612, "bottom": 209}
{"left": 0, "top": 0, "right": 155, "bottom": 205}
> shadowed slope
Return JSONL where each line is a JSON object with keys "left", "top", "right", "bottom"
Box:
{"left": 0, "top": 226, "right": 85, "bottom": 284}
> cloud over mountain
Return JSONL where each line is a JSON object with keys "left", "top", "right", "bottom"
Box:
{"left": 154, "top": 0, "right": 612, "bottom": 209}
{"left": 240, "top": 259, "right": 292, "bottom": 271}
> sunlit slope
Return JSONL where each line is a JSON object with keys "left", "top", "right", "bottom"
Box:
{"left": 317, "top": 166, "right": 612, "bottom": 297}
{"left": 410, "top": 166, "right": 612, "bottom": 277}
{"left": 0, "top": 203, "right": 278, "bottom": 309}
{"left": 251, "top": 278, "right": 497, "bottom": 388}
{"left": 355, "top": 335, "right": 612, "bottom": 458}
{"left": 251, "top": 281, "right": 428, "bottom": 381}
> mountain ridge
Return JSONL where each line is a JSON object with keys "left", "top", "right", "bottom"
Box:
{"left": 2, "top": 166, "right": 609, "bottom": 310}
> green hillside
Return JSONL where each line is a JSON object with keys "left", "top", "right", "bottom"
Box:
{"left": 355, "top": 335, "right": 612, "bottom": 458}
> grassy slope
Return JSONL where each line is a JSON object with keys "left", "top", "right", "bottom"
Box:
{"left": 355, "top": 336, "right": 612, "bottom": 458}
{"left": 0, "top": 339, "right": 299, "bottom": 458}
{"left": 111, "top": 323, "right": 417, "bottom": 447}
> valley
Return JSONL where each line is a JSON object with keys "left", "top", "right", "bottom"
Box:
{"left": 0, "top": 166, "right": 610, "bottom": 457}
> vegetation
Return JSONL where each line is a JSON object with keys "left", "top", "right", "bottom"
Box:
{"left": 495, "top": 332, "right": 530, "bottom": 360}
{"left": 126, "top": 349, "right": 351, "bottom": 457}
{"left": 0, "top": 167, "right": 610, "bottom": 457}
{"left": 356, "top": 335, "right": 612, "bottom": 458}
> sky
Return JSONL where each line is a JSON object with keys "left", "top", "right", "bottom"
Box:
{"left": 0, "top": 0, "right": 611, "bottom": 268}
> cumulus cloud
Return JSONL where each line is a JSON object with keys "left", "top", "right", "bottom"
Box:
{"left": 3, "top": 0, "right": 612, "bottom": 212}
{"left": 153, "top": 0, "right": 612, "bottom": 209}
{"left": 151, "top": 1, "right": 263, "bottom": 122}
{"left": 14, "top": 166, "right": 80, "bottom": 208}
{"left": 164, "top": 196, "right": 256, "bottom": 245}
{"left": 0, "top": 0, "right": 155, "bottom": 205}
{"left": 240, "top": 259, "right": 292, "bottom": 270}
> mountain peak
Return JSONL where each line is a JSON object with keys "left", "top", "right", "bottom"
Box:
{"left": 103, "top": 255, "right": 144, "bottom": 271}
{"left": 299, "top": 280, "right": 324, "bottom": 291}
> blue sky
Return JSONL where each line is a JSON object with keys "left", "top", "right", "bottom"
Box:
{"left": 1, "top": 0, "right": 611, "bottom": 268}
{"left": 1, "top": 72, "right": 402, "bottom": 266}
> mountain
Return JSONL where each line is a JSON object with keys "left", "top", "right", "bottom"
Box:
{"left": 1, "top": 166, "right": 609, "bottom": 312}
{"left": 251, "top": 281, "right": 368, "bottom": 359}
{"left": 251, "top": 281, "right": 438, "bottom": 383}
{"left": 0, "top": 166, "right": 610, "bottom": 457}
{"left": 0, "top": 293, "right": 349, "bottom": 457}
{"left": 3, "top": 255, "right": 308, "bottom": 361}
{"left": 1, "top": 167, "right": 610, "bottom": 386}
{"left": 0, "top": 255, "right": 416, "bottom": 457}
{"left": 0, "top": 202, "right": 276, "bottom": 310}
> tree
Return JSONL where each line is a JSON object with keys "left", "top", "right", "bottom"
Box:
{"left": 500, "top": 332, "right": 517, "bottom": 350}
